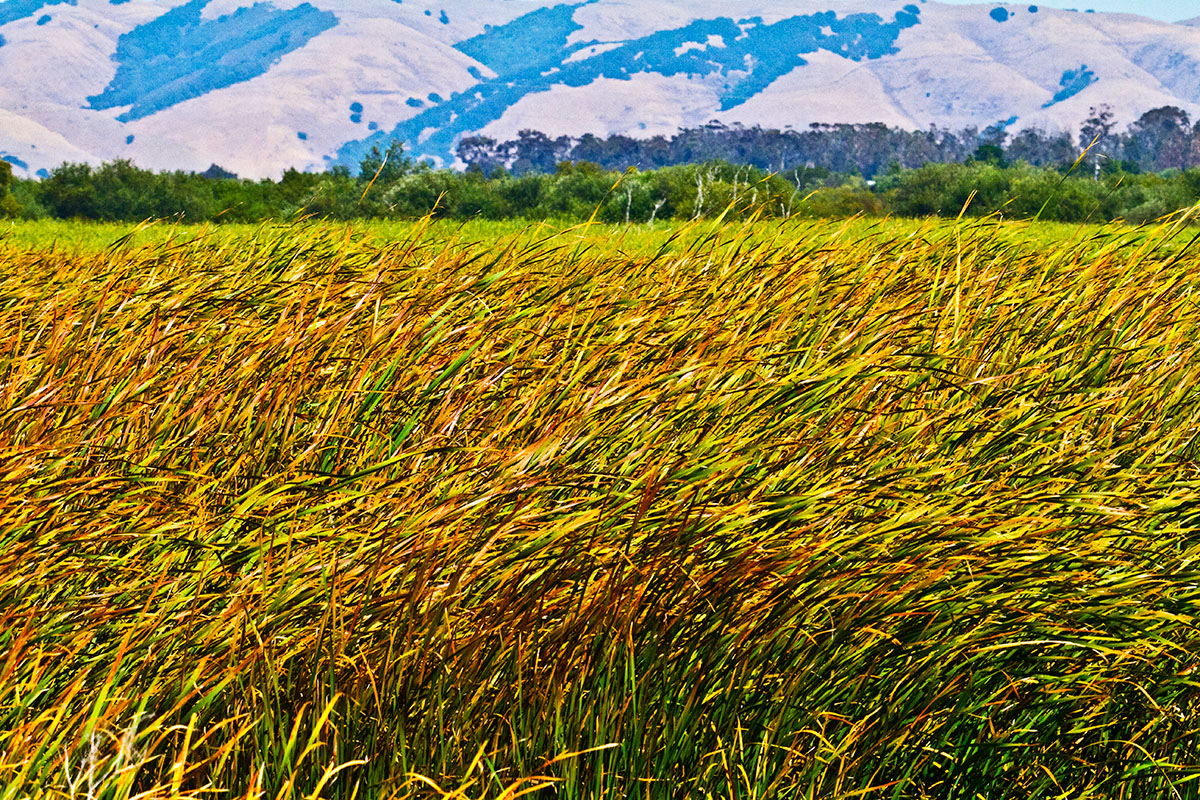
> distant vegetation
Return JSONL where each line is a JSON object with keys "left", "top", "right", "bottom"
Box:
{"left": 5, "top": 105, "right": 1200, "bottom": 225}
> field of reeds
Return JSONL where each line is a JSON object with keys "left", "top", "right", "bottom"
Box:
{"left": 5, "top": 214, "right": 1200, "bottom": 799}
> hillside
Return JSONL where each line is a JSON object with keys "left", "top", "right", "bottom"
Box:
{"left": 3, "top": 0, "right": 1200, "bottom": 178}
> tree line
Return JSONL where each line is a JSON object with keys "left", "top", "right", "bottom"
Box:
{"left": 455, "top": 105, "right": 1198, "bottom": 178}
{"left": 2, "top": 105, "right": 1200, "bottom": 226}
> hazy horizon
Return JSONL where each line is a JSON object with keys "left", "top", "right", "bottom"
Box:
{"left": 932, "top": 0, "right": 1192, "bottom": 23}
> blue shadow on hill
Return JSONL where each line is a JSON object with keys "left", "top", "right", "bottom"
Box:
{"left": 337, "top": 3, "right": 921, "bottom": 168}
{"left": 87, "top": 0, "right": 337, "bottom": 121}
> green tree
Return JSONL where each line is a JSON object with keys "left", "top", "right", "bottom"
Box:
{"left": 1079, "top": 105, "right": 1117, "bottom": 178}
{"left": 0, "top": 160, "right": 19, "bottom": 218}
{"left": 38, "top": 162, "right": 99, "bottom": 218}
{"left": 1124, "top": 106, "right": 1192, "bottom": 172}
{"left": 358, "top": 140, "right": 413, "bottom": 185}
{"left": 299, "top": 172, "right": 359, "bottom": 219}
{"left": 971, "top": 143, "right": 1007, "bottom": 167}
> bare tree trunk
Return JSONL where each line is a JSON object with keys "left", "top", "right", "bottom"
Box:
{"left": 649, "top": 198, "right": 665, "bottom": 224}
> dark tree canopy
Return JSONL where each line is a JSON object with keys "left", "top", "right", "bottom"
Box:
{"left": 0, "top": 159, "right": 16, "bottom": 218}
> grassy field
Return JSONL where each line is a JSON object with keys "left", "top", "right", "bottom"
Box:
{"left": 5, "top": 214, "right": 1200, "bottom": 799}
{"left": 4, "top": 215, "right": 1199, "bottom": 257}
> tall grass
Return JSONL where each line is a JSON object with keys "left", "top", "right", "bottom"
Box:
{"left": 4, "top": 214, "right": 1200, "bottom": 798}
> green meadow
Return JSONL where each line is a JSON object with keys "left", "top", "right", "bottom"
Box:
{"left": 5, "top": 215, "right": 1200, "bottom": 799}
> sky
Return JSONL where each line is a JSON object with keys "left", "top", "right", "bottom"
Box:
{"left": 935, "top": 0, "right": 1194, "bottom": 22}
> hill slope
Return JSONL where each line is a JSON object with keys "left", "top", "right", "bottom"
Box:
{"left": 3, "top": 0, "right": 1200, "bottom": 178}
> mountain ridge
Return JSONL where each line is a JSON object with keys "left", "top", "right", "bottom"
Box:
{"left": 3, "top": 0, "right": 1200, "bottom": 178}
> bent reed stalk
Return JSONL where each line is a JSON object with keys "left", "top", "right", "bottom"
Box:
{"left": 3, "top": 216, "right": 1200, "bottom": 798}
